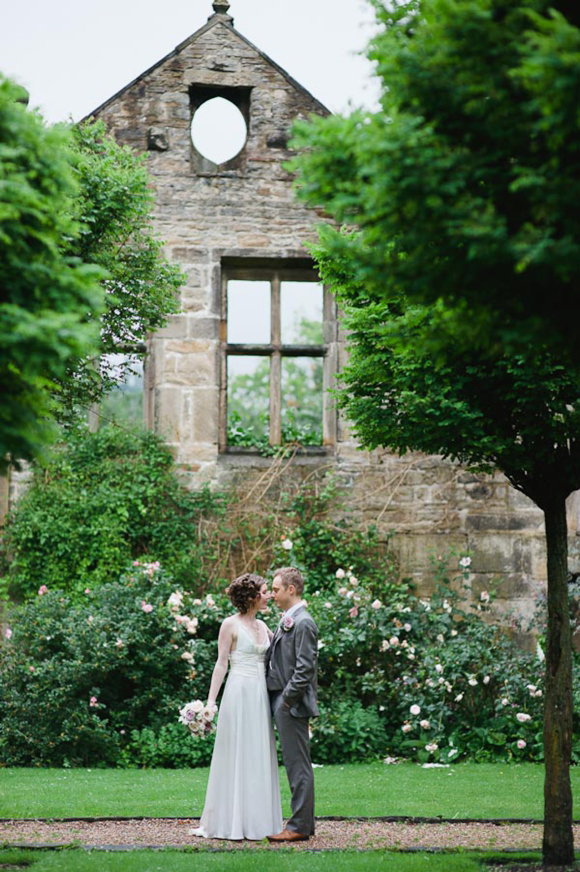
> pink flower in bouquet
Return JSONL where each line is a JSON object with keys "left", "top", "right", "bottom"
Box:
{"left": 141, "top": 601, "right": 153, "bottom": 613}
{"left": 38, "top": 585, "right": 48, "bottom": 596}
{"left": 5, "top": 628, "right": 12, "bottom": 640}
{"left": 90, "top": 696, "right": 98, "bottom": 707}
{"left": 282, "top": 616, "right": 295, "bottom": 632}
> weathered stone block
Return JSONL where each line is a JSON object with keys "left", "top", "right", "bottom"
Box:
{"left": 154, "top": 315, "right": 188, "bottom": 339}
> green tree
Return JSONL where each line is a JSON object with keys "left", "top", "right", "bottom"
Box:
{"left": 293, "top": 0, "right": 580, "bottom": 360}
{"left": 292, "top": 0, "right": 580, "bottom": 863}
{"left": 58, "top": 119, "right": 182, "bottom": 423}
{"left": 0, "top": 78, "right": 105, "bottom": 469}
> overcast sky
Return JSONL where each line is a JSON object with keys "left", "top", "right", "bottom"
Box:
{"left": 1, "top": 0, "right": 381, "bottom": 124}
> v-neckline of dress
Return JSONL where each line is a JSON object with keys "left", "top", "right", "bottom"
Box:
{"left": 236, "top": 619, "right": 268, "bottom": 648}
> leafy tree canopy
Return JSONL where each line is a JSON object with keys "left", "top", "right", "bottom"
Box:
{"left": 293, "top": 0, "right": 580, "bottom": 358}
{"left": 0, "top": 83, "right": 182, "bottom": 467}
{"left": 58, "top": 120, "right": 183, "bottom": 423}
{"left": 0, "top": 78, "right": 105, "bottom": 469}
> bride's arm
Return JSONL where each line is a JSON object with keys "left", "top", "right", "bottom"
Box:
{"left": 207, "top": 618, "right": 234, "bottom": 707}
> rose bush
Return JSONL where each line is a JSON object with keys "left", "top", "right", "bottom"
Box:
{"left": 0, "top": 563, "right": 232, "bottom": 766}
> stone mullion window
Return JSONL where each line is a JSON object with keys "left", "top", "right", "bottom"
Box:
{"left": 220, "top": 264, "right": 332, "bottom": 452}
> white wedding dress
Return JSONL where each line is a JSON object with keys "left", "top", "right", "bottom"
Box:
{"left": 192, "top": 620, "right": 283, "bottom": 840}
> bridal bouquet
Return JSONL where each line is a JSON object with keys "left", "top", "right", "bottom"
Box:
{"left": 178, "top": 699, "right": 218, "bottom": 737}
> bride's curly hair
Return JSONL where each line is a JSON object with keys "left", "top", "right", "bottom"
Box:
{"left": 226, "top": 573, "right": 265, "bottom": 614}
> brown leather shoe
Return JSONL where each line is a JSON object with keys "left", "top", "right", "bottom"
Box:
{"left": 267, "top": 828, "right": 310, "bottom": 842}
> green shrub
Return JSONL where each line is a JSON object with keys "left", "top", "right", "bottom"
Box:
{"left": 306, "top": 556, "right": 552, "bottom": 764}
{"left": 310, "top": 701, "right": 388, "bottom": 764}
{"left": 123, "top": 722, "right": 215, "bottom": 768}
{"left": 0, "top": 425, "right": 226, "bottom": 601}
{"left": 0, "top": 563, "right": 231, "bottom": 766}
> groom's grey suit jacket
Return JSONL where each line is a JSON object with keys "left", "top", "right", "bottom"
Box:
{"left": 266, "top": 606, "right": 319, "bottom": 719}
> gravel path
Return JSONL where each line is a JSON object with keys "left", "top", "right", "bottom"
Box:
{"left": 2, "top": 818, "right": 580, "bottom": 852}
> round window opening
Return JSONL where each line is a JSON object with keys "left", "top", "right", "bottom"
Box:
{"left": 191, "top": 97, "right": 247, "bottom": 165}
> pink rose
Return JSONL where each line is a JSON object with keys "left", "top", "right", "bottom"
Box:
{"left": 282, "top": 616, "right": 294, "bottom": 632}
{"left": 5, "top": 628, "right": 12, "bottom": 640}
{"left": 349, "top": 606, "right": 358, "bottom": 618}
{"left": 141, "top": 601, "right": 153, "bottom": 613}
{"left": 89, "top": 696, "right": 98, "bottom": 707}
{"left": 38, "top": 585, "right": 48, "bottom": 596}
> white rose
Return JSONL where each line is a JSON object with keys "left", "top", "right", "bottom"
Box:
{"left": 483, "top": 675, "right": 490, "bottom": 685}
{"left": 335, "top": 568, "right": 346, "bottom": 579}
{"left": 516, "top": 712, "right": 531, "bottom": 723}
{"left": 404, "top": 623, "right": 412, "bottom": 632}
{"left": 338, "top": 587, "right": 348, "bottom": 596}
{"left": 401, "top": 724, "right": 412, "bottom": 733}
{"left": 191, "top": 700, "right": 204, "bottom": 713}
{"left": 455, "top": 693, "right": 464, "bottom": 702}
{"left": 410, "top": 704, "right": 421, "bottom": 716}
{"left": 186, "top": 618, "right": 198, "bottom": 634}
{"left": 435, "top": 664, "right": 443, "bottom": 674}
{"left": 517, "top": 739, "right": 526, "bottom": 750}
{"left": 381, "top": 640, "right": 390, "bottom": 651}
{"left": 281, "top": 538, "right": 293, "bottom": 550}
{"left": 420, "top": 719, "right": 430, "bottom": 730}
{"left": 389, "top": 636, "right": 399, "bottom": 647}
{"left": 425, "top": 742, "right": 438, "bottom": 753}
{"left": 501, "top": 698, "right": 509, "bottom": 706}
{"left": 181, "top": 651, "right": 194, "bottom": 662}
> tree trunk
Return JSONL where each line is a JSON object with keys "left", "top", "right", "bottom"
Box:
{"left": 542, "top": 496, "right": 574, "bottom": 865}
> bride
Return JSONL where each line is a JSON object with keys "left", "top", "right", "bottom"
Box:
{"left": 192, "top": 573, "right": 283, "bottom": 840}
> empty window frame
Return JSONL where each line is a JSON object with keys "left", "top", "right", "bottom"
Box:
{"left": 220, "top": 265, "right": 337, "bottom": 451}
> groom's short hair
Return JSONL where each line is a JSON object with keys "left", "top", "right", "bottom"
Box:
{"left": 273, "top": 566, "right": 304, "bottom": 595}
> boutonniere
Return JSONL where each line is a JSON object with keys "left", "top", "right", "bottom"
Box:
{"left": 282, "top": 616, "right": 295, "bottom": 632}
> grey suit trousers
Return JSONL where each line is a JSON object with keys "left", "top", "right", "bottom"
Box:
{"left": 272, "top": 691, "right": 315, "bottom": 835}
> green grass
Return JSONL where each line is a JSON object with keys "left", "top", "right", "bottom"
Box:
{"left": 2, "top": 763, "right": 579, "bottom": 820}
{"left": 0, "top": 849, "right": 487, "bottom": 872}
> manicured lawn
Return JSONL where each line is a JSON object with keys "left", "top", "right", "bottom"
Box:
{"left": 0, "top": 849, "right": 487, "bottom": 871}
{"left": 2, "top": 763, "right": 580, "bottom": 820}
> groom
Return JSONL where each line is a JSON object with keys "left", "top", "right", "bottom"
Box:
{"left": 266, "top": 566, "right": 319, "bottom": 842}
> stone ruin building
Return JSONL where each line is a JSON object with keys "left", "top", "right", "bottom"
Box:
{"left": 4, "top": 0, "right": 579, "bottom": 625}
